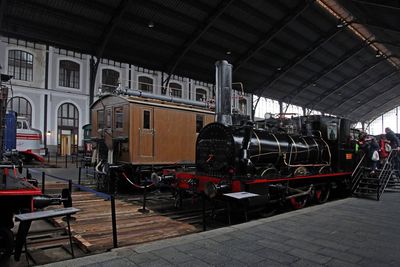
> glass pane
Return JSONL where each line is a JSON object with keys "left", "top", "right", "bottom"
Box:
{"left": 143, "top": 110, "right": 150, "bottom": 129}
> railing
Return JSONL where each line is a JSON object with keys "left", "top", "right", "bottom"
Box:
{"left": 351, "top": 153, "right": 366, "bottom": 193}
{"left": 28, "top": 168, "right": 118, "bottom": 249}
{"left": 377, "top": 150, "right": 396, "bottom": 200}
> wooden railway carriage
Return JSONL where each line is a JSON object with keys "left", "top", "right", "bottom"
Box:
{"left": 90, "top": 94, "right": 214, "bottom": 168}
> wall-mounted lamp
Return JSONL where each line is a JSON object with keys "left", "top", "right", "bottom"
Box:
{"left": 46, "top": 130, "right": 51, "bottom": 136}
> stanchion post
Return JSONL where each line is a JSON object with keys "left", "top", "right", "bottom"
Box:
{"left": 138, "top": 185, "right": 150, "bottom": 213}
{"left": 78, "top": 167, "right": 82, "bottom": 186}
{"left": 110, "top": 195, "right": 118, "bottom": 248}
{"left": 41, "top": 172, "right": 45, "bottom": 194}
{"left": 68, "top": 179, "right": 72, "bottom": 193}
{"left": 202, "top": 193, "right": 206, "bottom": 231}
{"left": 65, "top": 155, "right": 68, "bottom": 168}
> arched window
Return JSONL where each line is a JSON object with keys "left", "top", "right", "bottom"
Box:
{"left": 59, "top": 60, "right": 80, "bottom": 88}
{"left": 57, "top": 103, "right": 79, "bottom": 155}
{"left": 101, "top": 69, "right": 119, "bottom": 92}
{"left": 8, "top": 50, "right": 33, "bottom": 81}
{"left": 169, "top": 82, "right": 182, "bottom": 98}
{"left": 7, "top": 96, "right": 32, "bottom": 124}
{"left": 138, "top": 76, "right": 154, "bottom": 93}
{"left": 196, "top": 88, "right": 207, "bottom": 101}
{"left": 239, "top": 98, "right": 247, "bottom": 115}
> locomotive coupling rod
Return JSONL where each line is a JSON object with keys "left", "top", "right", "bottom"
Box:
{"left": 285, "top": 185, "right": 313, "bottom": 200}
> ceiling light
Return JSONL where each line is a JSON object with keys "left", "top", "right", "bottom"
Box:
{"left": 375, "top": 51, "right": 382, "bottom": 58}
{"left": 277, "top": 67, "right": 282, "bottom": 71}
{"left": 312, "top": 83, "right": 317, "bottom": 87}
{"left": 336, "top": 19, "right": 344, "bottom": 28}
{"left": 148, "top": 21, "right": 155, "bottom": 28}
{"left": 226, "top": 51, "right": 231, "bottom": 55}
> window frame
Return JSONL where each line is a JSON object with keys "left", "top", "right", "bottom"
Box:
{"left": 7, "top": 49, "right": 34, "bottom": 81}
{"left": 58, "top": 59, "right": 81, "bottom": 89}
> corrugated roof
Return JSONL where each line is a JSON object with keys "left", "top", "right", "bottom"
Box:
{"left": 1, "top": 0, "right": 400, "bottom": 122}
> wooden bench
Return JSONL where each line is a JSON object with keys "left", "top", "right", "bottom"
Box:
{"left": 223, "top": 192, "right": 260, "bottom": 224}
{"left": 14, "top": 207, "right": 80, "bottom": 261}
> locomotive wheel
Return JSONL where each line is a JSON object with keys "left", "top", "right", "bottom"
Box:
{"left": 314, "top": 184, "right": 331, "bottom": 204}
{"left": 260, "top": 167, "right": 278, "bottom": 178}
{"left": 0, "top": 227, "right": 14, "bottom": 263}
{"left": 289, "top": 195, "right": 308, "bottom": 209}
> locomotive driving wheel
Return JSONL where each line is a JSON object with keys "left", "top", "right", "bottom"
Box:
{"left": 289, "top": 195, "right": 308, "bottom": 209}
{"left": 314, "top": 184, "right": 331, "bottom": 204}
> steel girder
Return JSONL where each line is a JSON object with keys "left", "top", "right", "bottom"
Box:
{"left": 307, "top": 58, "right": 385, "bottom": 110}
{"left": 347, "top": 79, "right": 400, "bottom": 119}
{"left": 95, "top": 0, "right": 131, "bottom": 59}
{"left": 232, "top": 1, "right": 312, "bottom": 73}
{"left": 359, "top": 94, "right": 400, "bottom": 122}
{"left": 282, "top": 40, "right": 371, "bottom": 103}
{"left": 253, "top": 23, "right": 348, "bottom": 98}
{"left": 350, "top": 0, "right": 400, "bottom": 12}
{"left": 330, "top": 70, "right": 398, "bottom": 114}
{"left": 164, "top": 0, "right": 235, "bottom": 81}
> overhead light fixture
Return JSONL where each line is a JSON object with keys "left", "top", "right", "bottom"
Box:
{"left": 336, "top": 19, "right": 344, "bottom": 28}
{"left": 277, "top": 67, "right": 282, "bottom": 71}
{"left": 148, "top": 21, "right": 155, "bottom": 28}
{"left": 375, "top": 51, "right": 382, "bottom": 58}
{"left": 226, "top": 51, "right": 231, "bottom": 55}
{"left": 312, "top": 83, "right": 317, "bottom": 87}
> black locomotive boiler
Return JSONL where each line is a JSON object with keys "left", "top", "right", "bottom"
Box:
{"left": 175, "top": 61, "right": 356, "bottom": 208}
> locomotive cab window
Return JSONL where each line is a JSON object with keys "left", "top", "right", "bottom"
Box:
{"left": 97, "top": 110, "right": 105, "bottom": 129}
{"left": 327, "top": 123, "right": 338, "bottom": 140}
{"left": 196, "top": 115, "right": 204, "bottom": 133}
{"left": 114, "top": 107, "right": 123, "bottom": 129}
{"left": 106, "top": 109, "right": 112, "bottom": 128}
{"left": 143, "top": 110, "right": 151, "bottom": 129}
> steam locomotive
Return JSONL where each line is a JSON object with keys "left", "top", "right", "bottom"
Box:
{"left": 175, "top": 61, "right": 357, "bottom": 208}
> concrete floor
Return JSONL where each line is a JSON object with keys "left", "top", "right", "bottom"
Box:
{"left": 36, "top": 191, "right": 400, "bottom": 267}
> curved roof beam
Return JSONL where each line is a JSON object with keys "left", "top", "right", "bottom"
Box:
{"left": 164, "top": 0, "right": 235, "bottom": 79}
{"left": 0, "top": 0, "right": 7, "bottom": 29}
{"left": 282, "top": 39, "right": 372, "bottom": 102}
{"left": 253, "top": 22, "right": 351, "bottom": 97}
{"left": 95, "top": 0, "right": 131, "bottom": 59}
{"left": 329, "top": 69, "right": 398, "bottom": 114}
{"left": 359, "top": 94, "right": 400, "bottom": 122}
{"left": 233, "top": 0, "right": 312, "bottom": 73}
{"left": 347, "top": 79, "right": 400, "bottom": 118}
{"left": 307, "top": 58, "right": 386, "bottom": 110}
{"left": 350, "top": 0, "right": 400, "bottom": 12}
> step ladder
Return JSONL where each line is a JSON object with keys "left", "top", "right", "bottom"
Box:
{"left": 351, "top": 150, "right": 398, "bottom": 200}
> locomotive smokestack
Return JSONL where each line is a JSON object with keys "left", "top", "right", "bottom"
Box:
{"left": 215, "top": 60, "right": 232, "bottom": 125}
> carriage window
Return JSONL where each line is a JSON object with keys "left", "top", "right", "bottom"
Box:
{"left": 17, "top": 121, "right": 22, "bottom": 129}
{"left": 97, "top": 110, "right": 104, "bottom": 129}
{"left": 115, "top": 107, "right": 123, "bottom": 129}
{"left": 143, "top": 110, "right": 150, "bottom": 129}
{"left": 106, "top": 109, "right": 112, "bottom": 128}
{"left": 23, "top": 121, "right": 28, "bottom": 129}
{"left": 196, "top": 115, "right": 204, "bottom": 133}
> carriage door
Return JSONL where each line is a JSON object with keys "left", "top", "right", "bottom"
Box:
{"left": 139, "top": 108, "right": 154, "bottom": 158}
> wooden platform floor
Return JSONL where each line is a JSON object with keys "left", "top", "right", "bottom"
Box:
{"left": 52, "top": 191, "right": 198, "bottom": 252}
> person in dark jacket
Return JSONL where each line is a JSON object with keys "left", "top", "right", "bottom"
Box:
{"left": 385, "top": 127, "right": 400, "bottom": 149}
{"left": 385, "top": 127, "right": 400, "bottom": 172}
